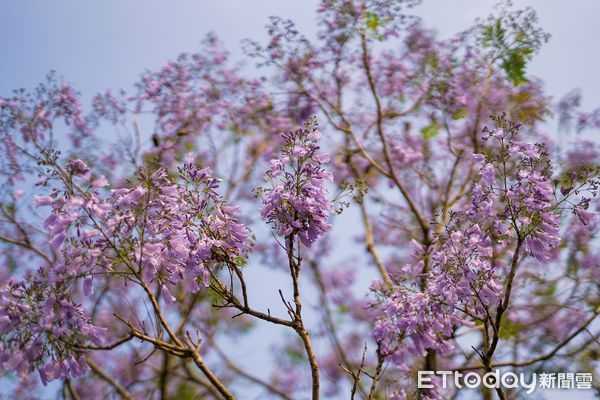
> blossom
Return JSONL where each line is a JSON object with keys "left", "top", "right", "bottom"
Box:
{"left": 91, "top": 175, "right": 109, "bottom": 188}
{"left": 574, "top": 207, "right": 596, "bottom": 226}
{"left": 372, "top": 217, "right": 498, "bottom": 369}
{"left": 113, "top": 185, "right": 147, "bottom": 207}
{"left": 481, "top": 163, "right": 495, "bottom": 185}
{"left": 0, "top": 269, "right": 101, "bottom": 384}
{"left": 68, "top": 159, "right": 90, "bottom": 177}
{"left": 260, "top": 118, "right": 334, "bottom": 247}
{"left": 0, "top": 152, "right": 252, "bottom": 385}
{"left": 370, "top": 118, "right": 591, "bottom": 373}
{"left": 52, "top": 164, "right": 246, "bottom": 294}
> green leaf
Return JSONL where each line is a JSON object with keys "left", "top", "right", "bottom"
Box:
{"left": 420, "top": 123, "right": 440, "bottom": 141}
{"left": 174, "top": 383, "right": 198, "bottom": 400}
{"left": 499, "top": 318, "right": 521, "bottom": 339}
{"left": 235, "top": 256, "right": 248, "bottom": 268}
{"left": 338, "top": 303, "right": 350, "bottom": 314}
{"left": 365, "top": 12, "right": 379, "bottom": 31}
{"left": 481, "top": 18, "right": 505, "bottom": 48}
{"left": 494, "top": 18, "right": 505, "bottom": 43}
{"left": 502, "top": 47, "right": 532, "bottom": 86}
{"left": 452, "top": 108, "right": 467, "bottom": 120}
{"left": 481, "top": 16, "right": 537, "bottom": 87}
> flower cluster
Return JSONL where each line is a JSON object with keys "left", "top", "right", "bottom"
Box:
{"left": 0, "top": 73, "right": 90, "bottom": 146}
{"left": 259, "top": 118, "right": 334, "bottom": 247}
{"left": 430, "top": 224, "right": 502, "bottom": 312}
{"left": 132, "top": 33, "right": 292, "bottom": 170}
{"left": 38, "top": 156, "right": 249, "bottom": 302}
{"left": 0, "top": 154, "right": 250, "bottom": 385}
{"left": 372, "top": 287, "right": 462, "bottom": 365}
{"left": 372, "top": 221, "right": 498, "bottom": 368}
{"left": 476, "top": 120, "right": 560, "bottom": 261}
{"left": 0, "top": 268, "right": 106, "bottom": 385}
{"left": 372, "top": 116, "right": 597, "bottom": 374}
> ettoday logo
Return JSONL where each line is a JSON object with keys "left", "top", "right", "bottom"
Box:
{"left": 418, "top": 370, "right": 593, "bottom": 394}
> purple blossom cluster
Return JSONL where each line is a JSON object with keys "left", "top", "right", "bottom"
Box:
{"left": 260, "top": 118, "right": 334, "bottom": 247}
{"left": 372, "top": 221, "right": 498, "bottom": 369}
{"left": 41, "top": 156, "right": 248, "bottom": 301}
{"left": 0, "top": 268, "right": 105, "bottom": 385}
{"left": 372, "top": 287, "right": 462, "bottom": 366}
{"left": 0, "top": 154, "right": 250, "bottom": 385}
{"left": 557, "top": 89, "right": 600, "bottom": 133}
{"left": 475, "top": 123, "right": 560, "bottom": 261}
{"left": 372, "top": 118, "right": 597, "bottom": 377}
{"left": 0, "top": 73, "right": 90, "bottom": 146}
{"left": 130, "top": 34, "right": 291, "bottom": 170}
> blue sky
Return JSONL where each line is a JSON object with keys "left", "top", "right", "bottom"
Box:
{"left": 1, "top": 1, "right": 598, "bottom": 399}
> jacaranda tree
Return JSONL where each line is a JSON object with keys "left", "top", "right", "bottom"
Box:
{"left": 0, "top": 1, "right": 599, "bottom": 399}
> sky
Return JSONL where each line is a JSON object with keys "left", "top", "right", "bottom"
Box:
{"left": 1, "top": 1, "right": 598, "bottom": 399}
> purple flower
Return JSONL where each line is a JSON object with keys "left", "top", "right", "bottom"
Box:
{"left": 0, "top": 272, "right": 107, "bottom": 384}
{"left": 83, "top": 275, "right": 94, "bottom": 296}
{"left": 260, "top": 118, "right": 334, "bottom": 247}
{"left": 161, "top": 284, "right": 176, "bottom": 304}
{"left": 33, "top": 196, "right": 55, "bottom": 207}
{"left": 574, "top": 208, "right": 596, "bottom": 226}
{"left": 68, "top": 159, "right": 90, "bottom": 176}
{"left": 91, "top": 175, "right": 109, "bottom": 188}
{"left": 472, "top": 153, "right": 485, "bottom": 162}
{"left": 481, "top": 163, "right": 495, "bottom": 185}
{"left": 114, "top": 185, "right": 147, "bottom": 207}
{"left": 49, "top": 232, "right": 66, "bottom": 250}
